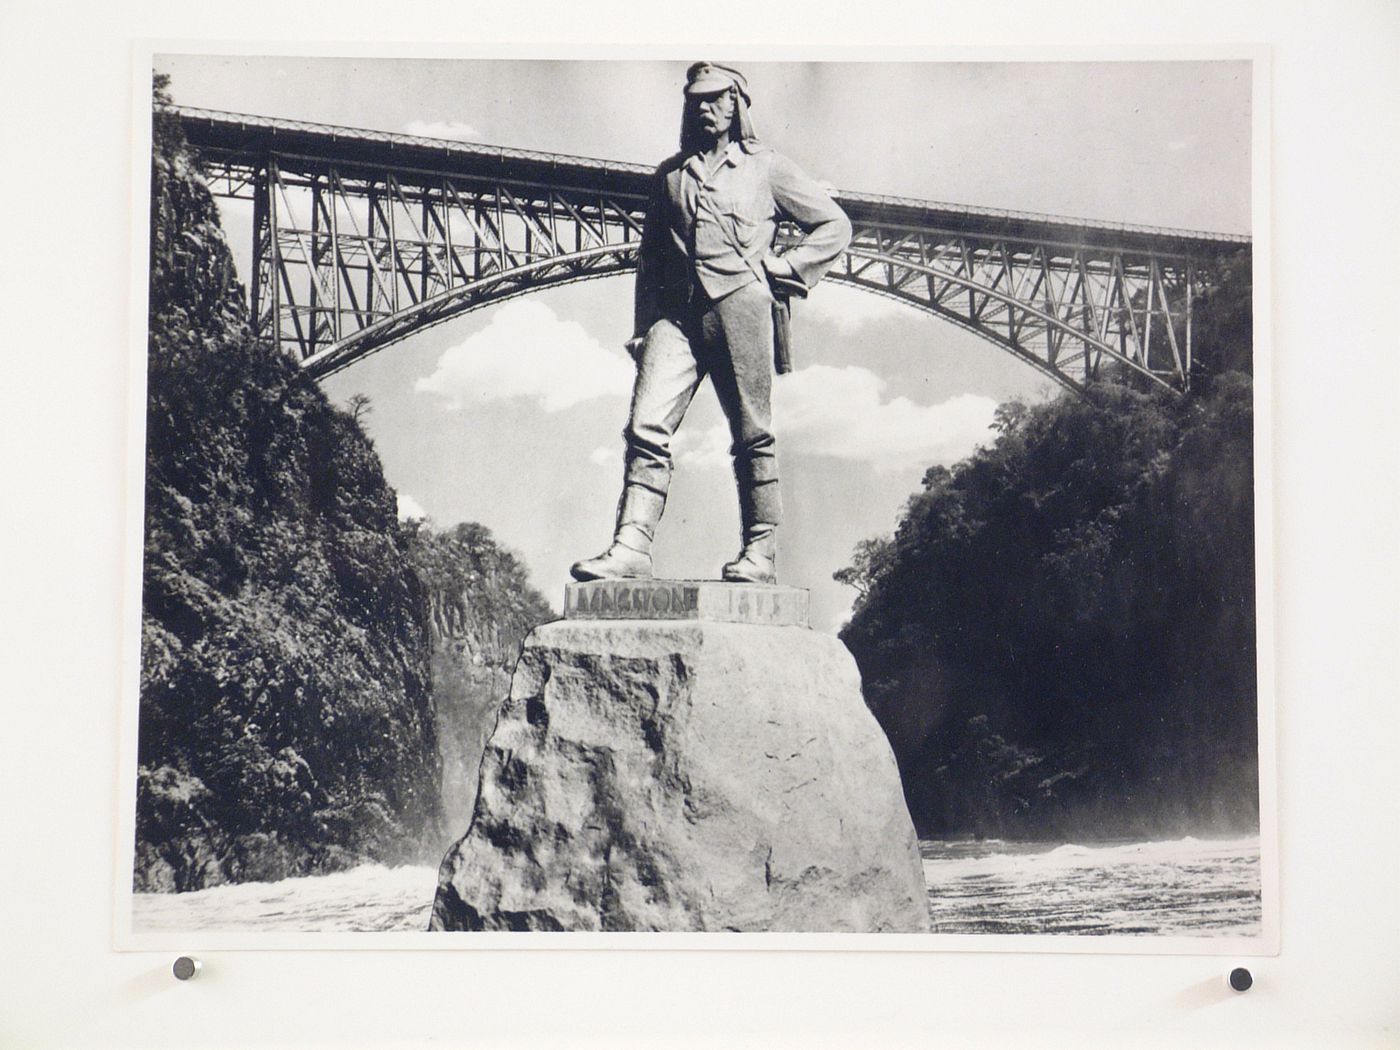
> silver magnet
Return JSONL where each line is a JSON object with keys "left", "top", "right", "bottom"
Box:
{"left": 172, "top": 956, "right": 202, "bottom": 981}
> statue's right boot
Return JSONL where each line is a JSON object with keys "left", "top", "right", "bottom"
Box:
{"left": 721, "top": 523, "right": 777, "bottom": 584}
{"left": 569, "top": 484, "right": 665, "bottom": 581}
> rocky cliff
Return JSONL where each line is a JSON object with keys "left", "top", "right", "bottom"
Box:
{"left": 431, "top": 620, "right": 930, "bottom": 933}
{"left": 135, "top": 81, "right": 442, "bottom": 891}
{"left": 404, "top": 521, "right": 554, "bottom": 847}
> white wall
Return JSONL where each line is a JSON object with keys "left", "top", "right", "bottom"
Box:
{"left": 1, "top": 2, "right": 1397, "bottom": 1046}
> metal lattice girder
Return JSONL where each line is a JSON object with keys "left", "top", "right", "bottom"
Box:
{"left": 171, "top": 105, "right": 1249, "bottom": 393}
{"left": 833, "top": 227, "right": 1202, "bottom": 392}
{"left": 225, "top": 152, "right": 645, "bottom": 375}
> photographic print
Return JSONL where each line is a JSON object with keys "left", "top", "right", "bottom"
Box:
{"left": 120, "top": 50, "right": 1270, "bottom": 949}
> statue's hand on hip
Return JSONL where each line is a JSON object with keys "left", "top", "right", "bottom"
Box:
{"left": 763, "top": 253, "right": 807, "bottom": 300}
{"left": 762, "top": 253, "right": 794, "bottom": 279}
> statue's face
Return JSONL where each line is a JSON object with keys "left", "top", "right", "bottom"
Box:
{"left": 691, "top": 88, "right": 736, "bottom": 140}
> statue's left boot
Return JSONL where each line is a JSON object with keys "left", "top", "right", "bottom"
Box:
{"left": 722, "top": 471, "right": 780, "bottom": 584}
{"left": 721, "top": 523, "right": 777, "bottom": 584}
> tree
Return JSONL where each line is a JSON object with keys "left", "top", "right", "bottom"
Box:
{"left": 347, "top": 393, "right": 373, "bottom": 425}
{"left": 832, "top": 535, "right": 894, "bottom": 600}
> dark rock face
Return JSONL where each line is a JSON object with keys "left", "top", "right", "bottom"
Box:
{"left": 838, "top": 364, "right": 1259, "bottom": 843}
{"left": 431, "top": 621, "right": 930, "bottom": 933}
{"left": 405, "top": 522, "right": 553, "bottom": 848}
{"left": 135, "top": 81, "right": 441, "bottom": 892}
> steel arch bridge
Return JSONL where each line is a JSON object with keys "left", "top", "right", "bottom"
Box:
{"left": 170, "top": 106, "right": 1250, "bottom": 394}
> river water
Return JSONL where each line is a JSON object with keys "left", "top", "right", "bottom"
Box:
{"left": 132, "top": 834, "right": 1261, "bottom": 937}
{"left": 920, "top": 835, "right": 1261, "bottom": 936}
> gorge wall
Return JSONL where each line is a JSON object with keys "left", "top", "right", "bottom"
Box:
{"left": 836, "top": 267, "right": 1259, "bottom": 842}
{"left": 136, "top": 82, "right": 558, "bottom": 893}
{"left": 137, "top": 83, "right": 444, "bottom": 891}
{"left": 405, "top": 522, "right": 554, "bottom": 848}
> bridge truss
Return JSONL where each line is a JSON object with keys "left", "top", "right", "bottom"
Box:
{"left": 173, "top": 106, "right": 1249, "bottom": 393}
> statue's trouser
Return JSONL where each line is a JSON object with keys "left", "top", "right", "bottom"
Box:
{"left": 623, "top": 280, "right": 782, "bottom": 541}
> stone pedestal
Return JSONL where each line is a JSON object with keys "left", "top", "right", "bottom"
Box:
{"left": 430, "top": 586, "right": 929, "bottom": 934}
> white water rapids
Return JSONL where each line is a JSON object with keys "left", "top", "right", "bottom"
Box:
{"left": 920, "top": 834, "right": 1261, "bottom": 936}
{"left": 132, "top": 834, "right": 1261, "bottom": 936}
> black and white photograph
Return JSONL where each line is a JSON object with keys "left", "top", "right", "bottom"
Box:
{"left": 120, "top": 50, "right": 1272, "bottom": 948}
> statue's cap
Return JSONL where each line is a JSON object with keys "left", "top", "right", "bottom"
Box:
{"left": 684, "top": 62, "right": 751, "bottom": 104}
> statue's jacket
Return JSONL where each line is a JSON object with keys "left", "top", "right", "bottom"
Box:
{"left": 633, "top": 140, "right": 853, "bottom": 339}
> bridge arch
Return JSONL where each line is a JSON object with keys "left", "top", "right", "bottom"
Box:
{"left": 299, "top": 246, "right": 639, "bottom": 377}
{"left": 304, "top": 247, "right": 1169, "bottom": 398}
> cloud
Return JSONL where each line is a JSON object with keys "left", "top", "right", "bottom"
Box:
{"left": 673, "top": 425, "right": 734, "bottom": 470}
{"left": 396, "top": 493, "right": 428, "bottom": 521}
{"left": 416, "top": 300, "right": 633, "bottom": 413}
{"left": 778, "top": 365, "right": 998, "bottom": 469}
{"left": 589, "top": 445, "right": 618, "bottom": 466}
{"left": 404, "top": 119, "right": 482, "bottom": 141}
{"left": 803, "top": 281, "right": 918, "bottom": 333}
{"left": 676, "top": 364, "right": 998, "bottom": 473}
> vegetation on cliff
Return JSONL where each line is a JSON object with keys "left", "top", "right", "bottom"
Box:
{"left": 838, "top": 265, "right": 1258, "bottom": 840}
{"left": 136, "top": 79, "right": 442, "bottom": 890}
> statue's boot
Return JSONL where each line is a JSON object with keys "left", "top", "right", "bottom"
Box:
{"left": 570, "top": 484, "right": 665, "bottom": 581}
{"left": 721, "top": 523, "right": 777, "bottom": 584}
{"left": 722, "top": 475, "right": 780, "bottom": 584}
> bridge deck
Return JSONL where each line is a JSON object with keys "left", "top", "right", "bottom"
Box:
{"left": 167, "top": 105, "right": 1249, "bottom": 260}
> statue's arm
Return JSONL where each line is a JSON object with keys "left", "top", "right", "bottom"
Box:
{"left": 767, "top": 154, "right": 853, "bottom": 292}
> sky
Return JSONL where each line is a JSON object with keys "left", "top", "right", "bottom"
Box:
{"left": 153, "top": 54, "right": 1252, "bottom": 632}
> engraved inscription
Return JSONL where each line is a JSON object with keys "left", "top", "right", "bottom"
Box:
{"left": 565, "top": 580, "right": 809, "bottom": 627}
{"left": 569, "top": 582, "right": 703, "bottom": 616}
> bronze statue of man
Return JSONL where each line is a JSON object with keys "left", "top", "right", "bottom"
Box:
{"left": 571, "top": 62, "right": 852, "bottom": 585}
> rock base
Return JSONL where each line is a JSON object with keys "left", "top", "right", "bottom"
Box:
{"left": 430, "top": 619, "right": 929, "bottom": 933}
